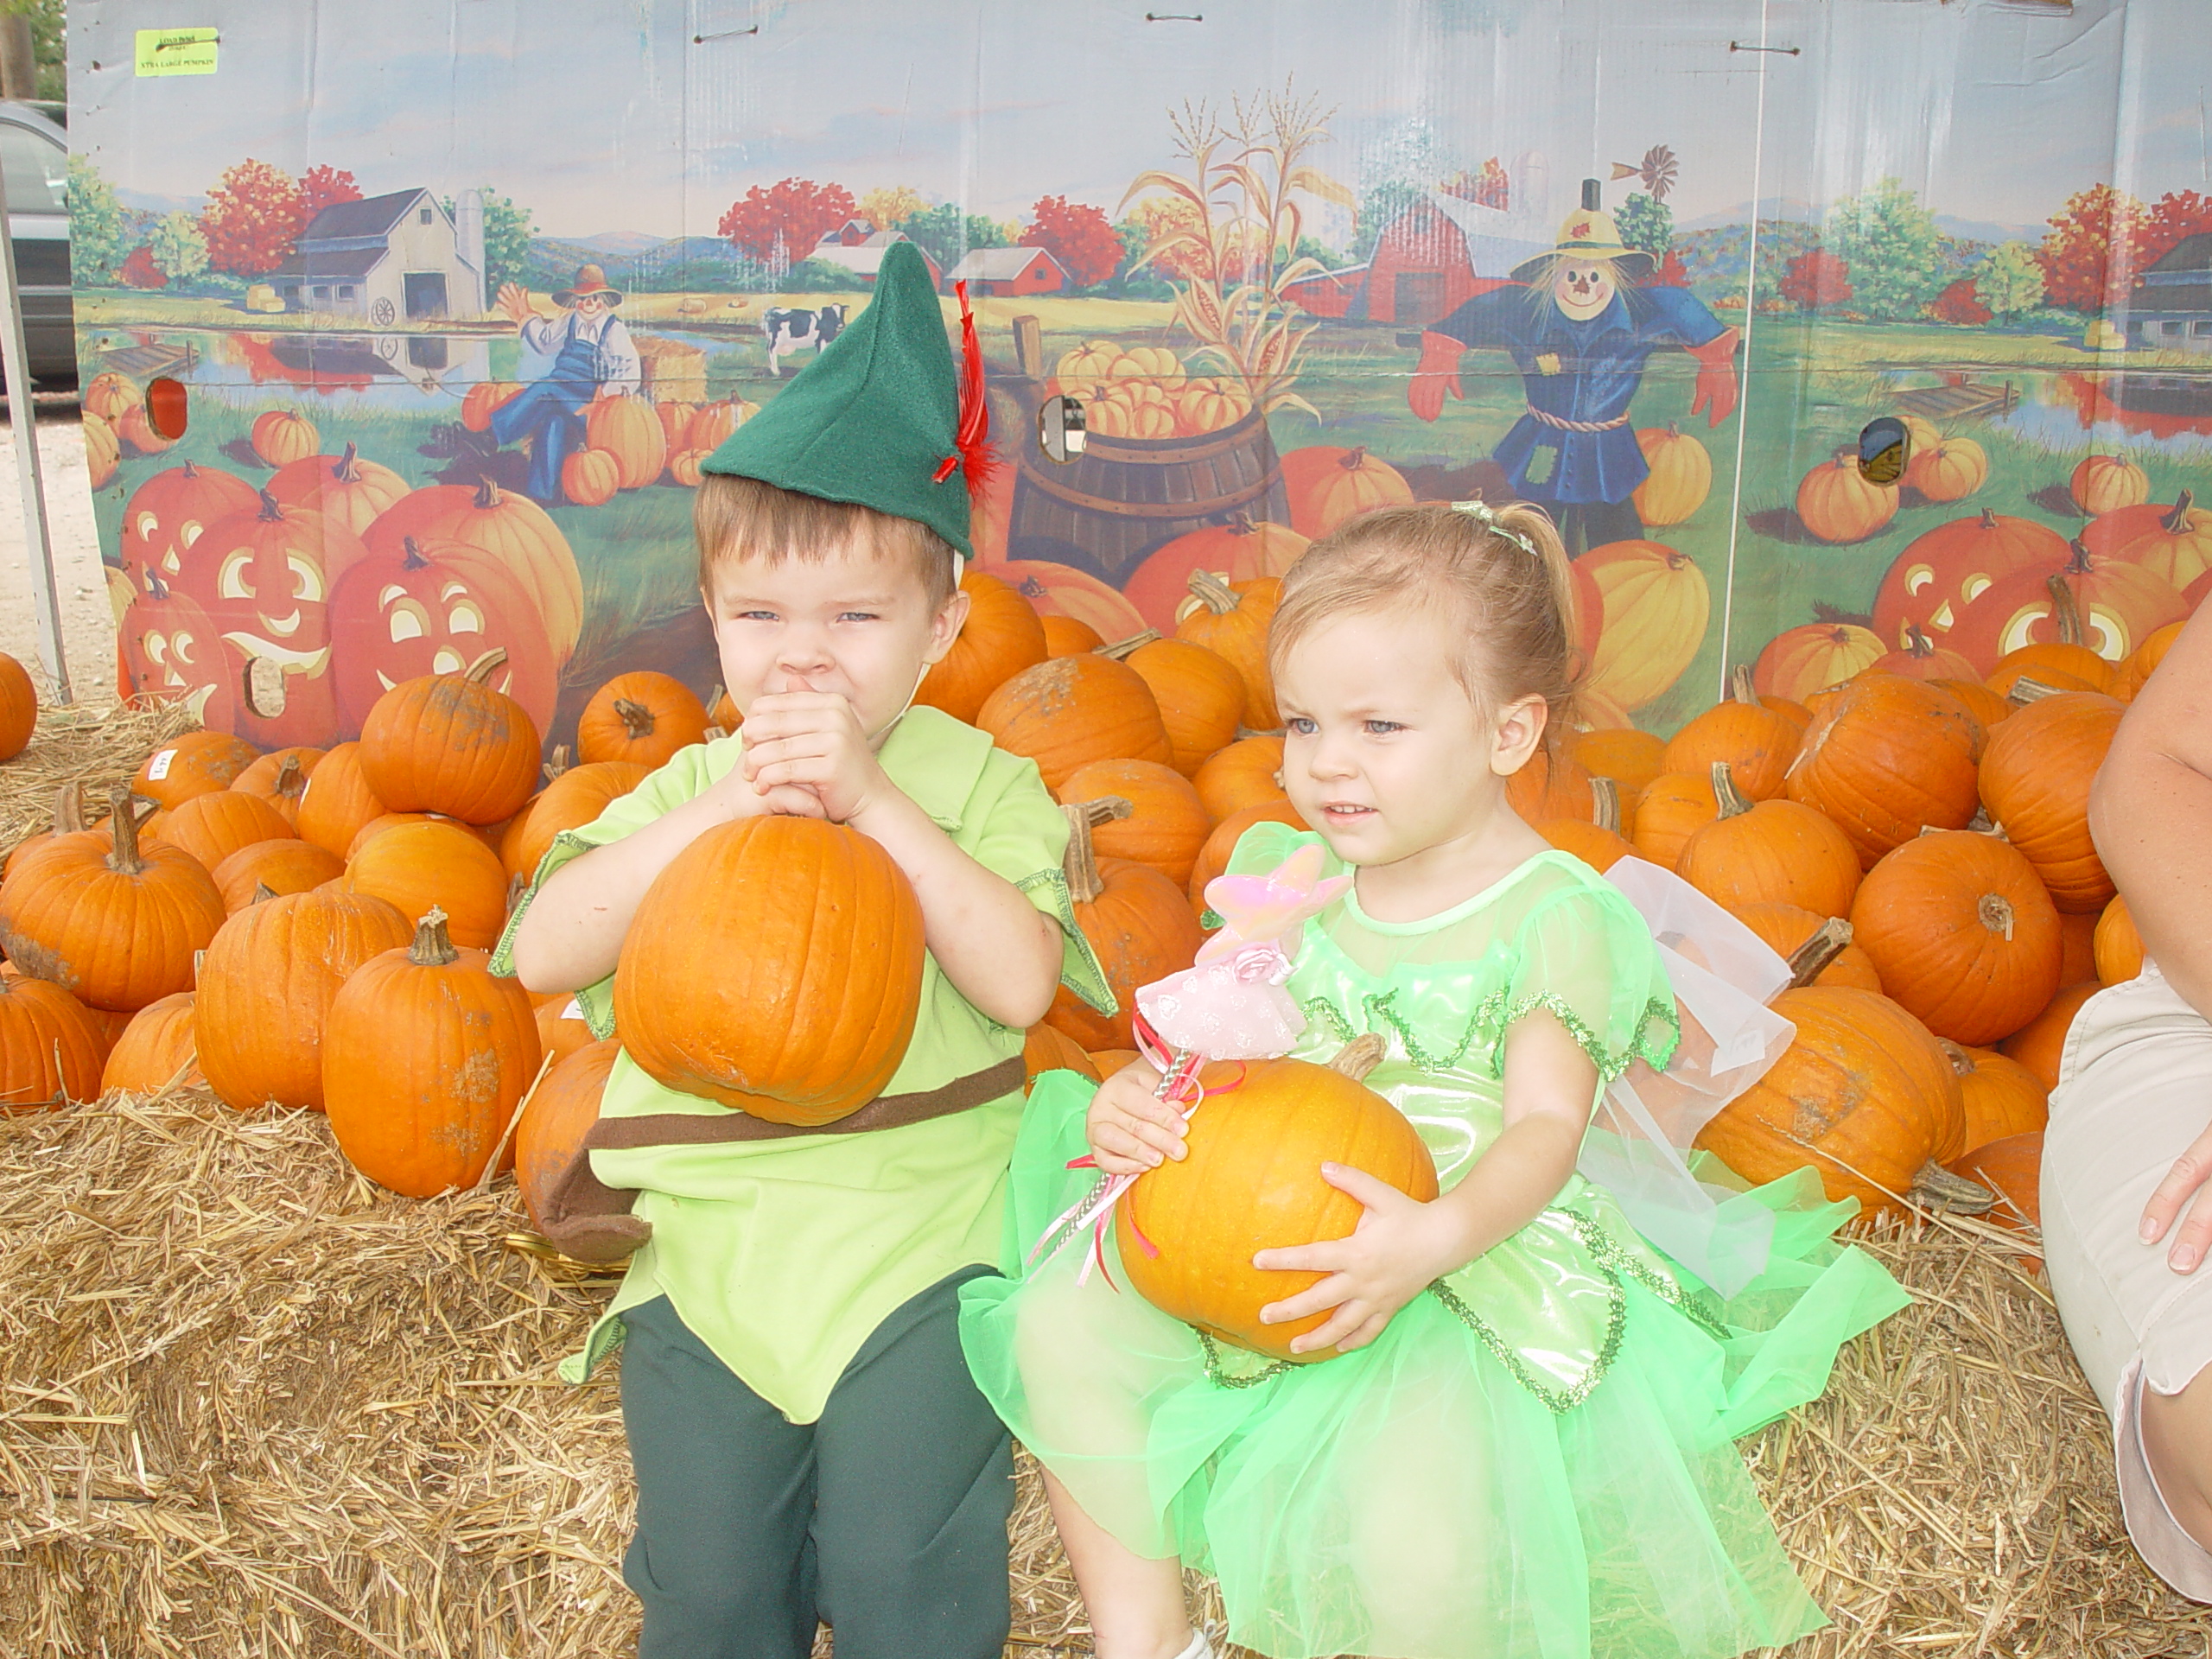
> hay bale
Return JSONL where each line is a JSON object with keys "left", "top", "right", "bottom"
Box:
{"left": 0, "top": 700, "right": 200, "bottom": 861}
{"left": 0, "top": 1089, "right": 2198, "bottom": 1656}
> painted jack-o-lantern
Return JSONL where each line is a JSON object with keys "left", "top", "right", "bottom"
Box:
{"left": 119, "top": 575, "right": 237, "bottom": 728}
{"left": 1870, "top": 510, "right": 2071, "bottom": 654}
{"left": 119, "top": 461, "right": 260, "bottom": 599}
{"left": 181, "top": 490, "right": 369, "bottom": 749}
{"left": 328, "top": 535, "right": 559, "bottom": 736}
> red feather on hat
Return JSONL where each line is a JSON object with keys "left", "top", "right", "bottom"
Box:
{"left": 934, "top": 280, "right": 999, "bottom": 503}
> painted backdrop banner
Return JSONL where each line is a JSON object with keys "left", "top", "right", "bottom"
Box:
{"left": 68, "top": 0, "right": 2212, "bottom": 753}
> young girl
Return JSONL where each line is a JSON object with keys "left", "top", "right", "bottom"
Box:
{"left": 958, "top": 500, "right": 1908, "bottom": 1659}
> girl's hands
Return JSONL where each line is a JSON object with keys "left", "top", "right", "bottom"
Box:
{"left": 1251, "top": 1166, "right": 1469, "bottom": 1356}
{"left": 739, "top": 690, "right": 887, "bottom": 823}
{"left": 2142, "top": 1117, "right": 2212, "bottom": 1273}
{"left": 1084, "top": 1058, "right": 1184, "bottom": 1177}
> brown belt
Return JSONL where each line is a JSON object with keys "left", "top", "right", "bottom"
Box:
{"left": 533, "top": 1056, "right": 1028, "bottom": 1264}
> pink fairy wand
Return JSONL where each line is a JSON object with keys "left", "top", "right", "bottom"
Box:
{"left": 1031, "top": 842, "right": 1352, "bottom": 1286}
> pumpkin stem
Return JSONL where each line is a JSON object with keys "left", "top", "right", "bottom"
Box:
{"left": 1969, "top": 805, "right": 2000, "bottom": 835}
{"left": 192, "top": 948, "right": 204, "bottom": 985}
{"left": 1977, "top": 507, "right": 1999, "bottom": 531}
{"left": 1978, "top": 892, "right": 2017, "bottom": 943}
{"left": 334, "top": 441, "right": 363, "bottom": 484}
{"left": 1909, "top": 1159, "right": 1998, "bottom": 1217}
{"left": 1100, "top": 629, "right": 1163, "bottom": 660}
{"left": 543, "top": 744, "right": 572, "bottom": 782}
{"left": 1937, "top": 1038, "right": 1975, "bottom": 1079}
{"left": 2166, "top": 490, "right": 2196, "bottom": 533}
{"left": 251, "top": 881, "right": 278, "bottom": 904}
{"left": 1230, "top": 511, "right": 1259, "bottom": 536}
{"left": 1058, "top": 799, "right": 1130, "bottom": 905}
{"left": 1186, "top": 569, "right": 1238, "bottom": 614}
{"left": 400, "top": 536, "right": 432, "bottom": 570}
{"left": 1728, "top": 664, "right": 1758, "bottom": 706}
{"left": 1785, "top": 918, "right": 1853, "bottom": 988}
{"left": 2007, "top": 676, "right": 2064, "bottom": 706}
{"left": 1338, "top": 447, "right": 1368, "bottom": 473}
{"left": 1591, "top": 776, "right": 1620, "bottom": 834}
{"left": 51, "top": 781, "right": 83, "bottom": 836}
{"left": 473, "top": 477, "right": 502, "bottom": 511}
{"left": 256, "top": 488, "right": 284, "bottom": 524}
{"left": 1902, "top": 623, "right": 1937, "bottom": 658}
{"left": 1329, "top": 1033, "right": 1388, "bottom": 1081}
{"left": 613, "top": 696, "right": 657, "bottom": 739}
{"left": 463, "top": 647, "right": 510, "bottom": 683}
{"left": 104, "top": 784, "right": 149, "bottom": 875}
{"left": 1709, "top": 761, "right": 1752, "bottom": 821}
{"left": 408, "top": 906, "right": 460, "bottom": 968}
{"left": 272, "top": 753, "right": 306, "bottom": 802}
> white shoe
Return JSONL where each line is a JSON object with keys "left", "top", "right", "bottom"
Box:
{"left": 1168, "top": 1632, "right": 1214, "bottom": 1659}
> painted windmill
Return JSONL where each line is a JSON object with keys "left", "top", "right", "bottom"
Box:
{"left": 1611, "top": 144, "right": 1679, "bottom": 201}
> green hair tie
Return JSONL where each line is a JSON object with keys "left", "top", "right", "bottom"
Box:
{"left": 1451, "top": 499, "right": 1540, "bottom": 559}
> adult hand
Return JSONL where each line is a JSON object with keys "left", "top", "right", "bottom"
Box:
{"left": 2142, "top": 1117, "right": 2212, "bottom": 1272}
{"left": 1251, "top": 1164, "right": 1464, "bottom": 1355}
{"left": 738, "top": 689, "right": 887, "bottom": 823}
{"left": 1407, "top": 332, "right": 1465, "bottom": 423}
{"left": 495, "top": 283, "right": 536, "bottom": 325}
{"left": 1084, "top": 1058, "right": 1180, "bottom": 1177}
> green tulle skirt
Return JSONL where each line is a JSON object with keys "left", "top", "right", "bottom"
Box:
{"left": 957, "top": 1071, "right": 1911, "bottom": 1659}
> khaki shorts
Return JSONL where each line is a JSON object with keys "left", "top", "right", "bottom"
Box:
{"left": 2044, "top": 961, "right": 2212, "bottom": 1601}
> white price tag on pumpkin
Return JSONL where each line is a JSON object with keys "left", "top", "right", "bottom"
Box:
{"left": 561, "top": 998, "right": 582, "bottom": 1021}
{"left": 145, "top": 747, "right": 175, "bottom": 781}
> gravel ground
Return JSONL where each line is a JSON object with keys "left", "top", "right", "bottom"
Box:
{"left": 0, "top": 409, "right": 116, "bottom": 708}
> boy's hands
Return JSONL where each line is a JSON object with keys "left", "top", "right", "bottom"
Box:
{"left": 738, "top": 690, "right": 889, "bottom": 823}
{"left": 698, "top": 753, "right": 823, "bottom": 822}
{"left": 1084, "top": 1058, "right": 1185, "bottom": 1176}
{"left": 1251, "top": 1167, "right": 1469, "bottom": 1356}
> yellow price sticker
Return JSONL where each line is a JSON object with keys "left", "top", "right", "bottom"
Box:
{"left": 135, "top": 28, "right": 218, "bottom": 77}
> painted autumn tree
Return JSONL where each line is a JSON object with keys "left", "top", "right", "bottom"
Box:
{"left": 2038, "top": 183, "right": 2141, "bottom": 311}
{"left": 1824, "top": 177, "right": 1943, "bottom": 320}
{"left": 719, "top": 178, "right": 858, "bottom": 273}
{"left": 2142, "top": 189, "right": 2212, "bottom": 269}
{"left": 299, "top": 164, "right": 363, "bottom": 219}
{"left": 858, "top": 184, "right": 925, "bottom": 232}
{"left": 148, "top": 211, "right": 209, "bottom": 283}
{"left": 1975, "top": 241, "right": 2044, "bottom": 320}
{"left": 1777, "top": 246, "right": 1852, "bottom": 311}
{"left": 1929, "top": 276, "right": 1991, "bottom": 325}
{"left": 1020, "top": 196, "right": 1122, "bottom": 287}
{"left": 200, "top": 159, "right": 309, "bottom": 277}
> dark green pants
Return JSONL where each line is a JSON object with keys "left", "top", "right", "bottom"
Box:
{"left": 618, "top": 1270, "right": 1014, "bottom": 1659}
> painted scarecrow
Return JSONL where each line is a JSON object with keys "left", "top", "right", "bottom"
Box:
{"left": 491, "top": 264, "right": 643, "bottom": 505}
{"left": 1408, "top": 180, "right": 1739, "bottom": 555}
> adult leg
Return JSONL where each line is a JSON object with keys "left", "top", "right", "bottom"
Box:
{"left": 619, "top": 1296, "right": 819, "bottom": 1659}
{"left": 2140, "top": 1369, "right": 2212, "bottom": 1550}
{"left": 809, "top": 1269, "right": 1015, "bottom": 1659}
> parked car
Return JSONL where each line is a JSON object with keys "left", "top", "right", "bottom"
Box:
{"left": 0, "top": 100, "right": 72, "bottom": 385}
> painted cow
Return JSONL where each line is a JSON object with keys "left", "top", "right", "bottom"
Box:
{"left": 762, "top": 304, "right": 846, "bottom": 376}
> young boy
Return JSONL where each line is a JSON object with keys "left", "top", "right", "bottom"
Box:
{"left": 495, "top": 241, "right": 1112, "bottom": 1659}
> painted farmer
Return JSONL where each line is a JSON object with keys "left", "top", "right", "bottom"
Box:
{"left": 492, "top": 264, "right": 643, "bottom": 505}
{"left": 1408, "top": 181, "right": 1739, "bottom": 555}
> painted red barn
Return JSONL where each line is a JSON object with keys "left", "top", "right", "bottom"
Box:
{"left": 945, "top": 245, "right": 1067, "bottom": 296}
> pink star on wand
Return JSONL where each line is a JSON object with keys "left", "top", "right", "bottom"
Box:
{"left": 1196, "top": 840, "right": 1351, "bottom": 963}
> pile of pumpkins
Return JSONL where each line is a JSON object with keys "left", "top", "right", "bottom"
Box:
{"left": 0, "top": 651, "right": 721, "bottom": 1214}
{"left": 458, "top": 382, "right": 760, "bottom": 506}
{"left": 1051, "top": 341, "right": 1255, "bottom": 442}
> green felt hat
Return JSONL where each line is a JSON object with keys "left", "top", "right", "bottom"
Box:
{"left": 701, "top": 240, "right": 981, "bottom": 557}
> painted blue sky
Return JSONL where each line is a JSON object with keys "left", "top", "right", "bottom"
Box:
{"left": 74, "top": 0, "right": 2209, "bottom": 245}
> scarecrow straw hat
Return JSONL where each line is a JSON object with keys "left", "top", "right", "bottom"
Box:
{"left": 1510, "top": 205, "right": 1656, "bottom": 285}
{"left": 553, "top": 264, "right": 624, "bottom": 306}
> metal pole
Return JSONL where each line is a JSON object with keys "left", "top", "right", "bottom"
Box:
{"left": 0, "top": 143, "right": 68, "bottom": 703}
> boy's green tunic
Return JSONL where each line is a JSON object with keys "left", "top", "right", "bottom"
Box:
{"left": 490, "top": 705, "right": 1111, "bottom": 1422}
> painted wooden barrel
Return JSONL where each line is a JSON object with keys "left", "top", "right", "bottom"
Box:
{"left": 1007, "top": 398, "right": 1290, "bottom": 587}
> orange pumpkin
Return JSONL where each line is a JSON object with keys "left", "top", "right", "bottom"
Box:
{"left": 1661, "top": 675, "right": 1802, "bottom": 801}
{"left": 0, "top": 788, "right": 225, "bottom": 1012}
{"left": 1976, "top": 690, "right": 2123, "bottom": 912}
{"left": 561, "top": 447, "right": 620, "bottom": 507}
{"left": 1024, "top": 1023, "right": 1102, "bottom": 1086}
{"left": 1044, "top": 802, "right": 1205, "bottom": 1053}
{"left": 655, "top": 399, "right": 700, "bottom": 448}
{"left": 342, "top": 820, "right": 511, "bottom": 951}
{"left": 986, "top": 559, "right": 1148, "bottom": 642}
{"left": 366, "top": 479, "right": 584, "bottom": 666}
{"left": 1041, "top": 614, "right": 1105, "bottom": 658}
{"left": 1630, "top": 423, "right": 1711, "bottom": 527}
{"left": 265, "top": 442, "right": 410, "bottom": 537}
{"left": 295, "top": 741, "right": 391, "bottom": 860}
{"left": 1847, "top": 830, "right": 2063, "bottom": 1046}
{"left": 82, "top": 410, "right": 119, "bottom": 491}
{"left": 914, "top": 570, "right": 1048, "bottom": 725}
{"left": 976, "top": 653, "right": 1173, "bottom": 792}
{"left": 1117, "top": 1046, "right": 1439, "bottom": 1362}
{"left": 687, "top": 398, "right": 759, "bottom": 454}
{"left": 2083, "top": 490, "right": 2212, "bottom": 592}
{"left": 0, "top": 973, "right": 105, "bottom": 1110}
{"left": 577, "top": 671, "right": 711, "bottom": 770}
{"left": 325, "top": 908, "right": 542, "bottom": 1197}
{"left": 1678, "top": 763, "right": 1863, "bottom": 917}
{"left": 1796, "top": 450, "right": 1897, "bottom": 543}
{"left": 210, "top": 838, "right": 345, "bottom": 913}
{"left": 1108, "top": 634, "right": 1248, "bottom": 777}
{"left": 1869, "top": 626, "right": 1981, "bottom": 684}
{"left": 1941, "top": 1040, "right": 2049, "bottom": 1157}
{"left": 250, "top": 410, "right": 320, "bottom": 468}
{"left": 1058, "top": 762, "right": 1211, "bottom": 890}
{"left": 1569, "top": 727, "right": 1667, "bottom": 797}
{"left": 1728, "top": 903, "right": 1884, "bottom": 994}
{"left": 1955, "top": 546, "right": 2185, "bottom": 674}
{"left": 1903, "top": 435, "right": 1988, "bottom": 505}
{"left": 1752, "top": 622, "right": 1885, "bottom": 703}
{"left": 1504, "top": 747, "right": 1596, "bottom": 826}
{"left": 1785, "top": 676, "right": 1985, "bottom": 869}
{"left": 1629, "top": 771, "right": 1719, "bottom": 871}
{"left": 230, "top": 746, "right": 322, "bottom": 827}
{"left": 1578, "top": 541, "right": 1709, "bottom": 712}
{"left": 1694, "top": 986, "right": 1964, "bottom": 1216}
{"left": 100, "top": 989, "right": 201, "bottom": 1096}
{"left": 2058, "top": 907, "right": 2101, "bottom": 988}
{"left": 500, "top": 760, "right": 649, "bottom": 886}
{"left": 2070, "top": 453, "right": 2150, "bottom": 518}
{"left": 515, "top": 1037, "right": 621, "bottom": 1235}
{"left": 1193, "top": 735, "right": 1287, "bottom": 825}
{"left": 359, "top": 661, "right": 543, "bottom": 826}
{"left": 534, "top": 994, "right": 597, "bottom": 1071}
{"left": 1174, "top": 572, "right": 1282, "bottom": 728}
{"left": 1124, "top": 517, "right": 1310, "bottom": 632}
{"left": 583, "top": 393, "right": 668, "bottom": 491}
{"left": 461, "top": 381, "right": 524, "bottom": 433}
{"left": 0, "top": 651, "right": 33, "bottom": 762}
{"left": 195, "top": 885, "right": 414, "bottom": 1112}
{"left": 614, "top": 816, "right": 927, "bottom": 1126}
{"left": 1948, "top": 1130, "right": 2044, "bottom": 1236}
{"left": 1540, "top": 779, "right": 1636, "bottom": 874}
{"left": 155, "top": 789, "right": 296, "bottom": 874}
{"left": 1872, "top": 510, "right": 2071, "bottom": 658}
{"left": 1279, "top": 446, "right": 1414, "bottom": 539}
{"left": 132, "top": 730, "right": 257, "bottom": 810}
{"left": 2117, "top": 620, "right": 2187, "bottom": 701}
{"left": 2095, "top": 893, "right": 2144, "bottom": 984}
{"left": 83, "top": 371, "right": 142, "bottom": 423}
{"left": 1188, "top": 800, "right": 1310, "bottom": 909}
{"left": 1999, "top": 980, "right": 2101, "bottom": 1092}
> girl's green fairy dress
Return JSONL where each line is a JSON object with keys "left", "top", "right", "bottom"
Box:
{"left": 958, "top": 824, "right": 1909, "bottom": 1659}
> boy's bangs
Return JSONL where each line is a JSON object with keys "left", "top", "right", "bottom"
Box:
{"left": 695, "top": 474, "right": 957, "bottom": 608}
